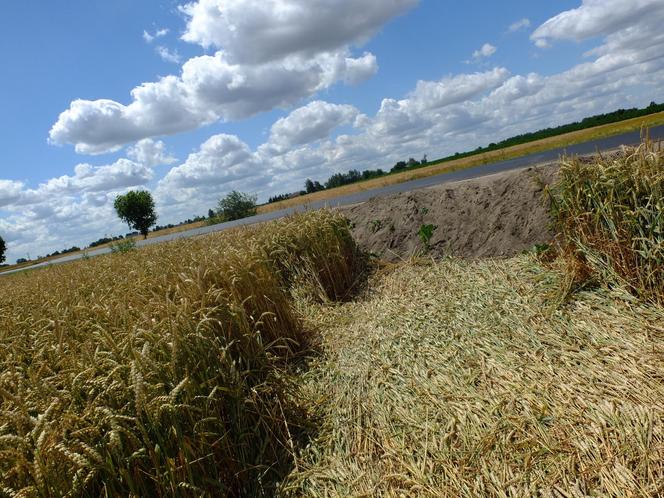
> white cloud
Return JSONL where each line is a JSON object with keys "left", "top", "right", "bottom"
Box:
{"left": 264, "top": 100, "right": 361, "bottom": 154}
{"left": 32, "top": 160, "right": 154, "bottom": 198}
{"left": 0, "top": 157, "right": 157, "bottom": 262}
{"left": 49, "top": 50, "right": 378, "bottom": 154}
{"left": 472, "top": 43, "right": 497, "bottom": 61}
{"left": 127, "top": 139, "right": 177, "bottom": 168}
{"left": 531, "top": 0, "right": 664, "bottom": 47}
{"left": 408, "top": 69, "right": 509, "bottom": 111}
{"left": 155, "top": 134, "right": 268, "bottom": 217}
{"left": 143, "top": 28, "right": 169, "bottom": 43}
{"left": 508, "top": 18, "right": 531, "bottom": 33}
{"left": 158, "top": 134, "right": 262, "bottom": 191}
{"left": 9, "top": 0, "right": 664, "bottom": 263}
{"left": 0, "top": 180, "right": 25, "bottom": 208}
{"left": 156, "top": 46, "right": 182, "bottom": 64}
{"left": 179, "top": 0, "right": 418, "bottom": 64}
{"left": 49, "top": 0, "right": 414, "bottom": 155}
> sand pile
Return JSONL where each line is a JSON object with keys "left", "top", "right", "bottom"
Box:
{"left": 344, "top": 164, "right": 558, "bottom": 260}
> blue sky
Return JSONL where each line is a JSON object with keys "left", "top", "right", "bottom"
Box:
{"left": 1, "top": 0, "right": 663, "bottom": 263}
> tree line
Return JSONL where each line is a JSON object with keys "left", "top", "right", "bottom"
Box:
{"left": 266, "top": 101, "right": 664, "bottom": 203}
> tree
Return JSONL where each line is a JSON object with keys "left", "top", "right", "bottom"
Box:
{"left": 208, "top": 209, "right": 215, "bottom": 219}
{"left": 391, "top": 161, "right": 407, "bottom": 173}
{"left": 305, "top": 179, "right": 324, "bottom": 194}
{"left": 217, "top": 191, "right": 257, "bottom": 221}
{"left": 0, "top": 236, "right": 5, "bottom": 264}
{"left": 114, "top": 190, "right": 158, "bottom": 239}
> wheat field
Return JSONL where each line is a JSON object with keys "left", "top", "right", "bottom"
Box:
{"left": 282, "top": 256, "right": 664, "bottom": 497}
{"left": 0, "top": 210, "right": 361, "bottom": 497}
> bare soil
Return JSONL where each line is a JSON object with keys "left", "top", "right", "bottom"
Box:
{"left": 343, "top": 164, "right": 558, "bottom": 260}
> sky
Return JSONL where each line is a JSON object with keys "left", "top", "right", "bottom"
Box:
{"left": 1, "top": 0, "right": 663, "bottom": 263}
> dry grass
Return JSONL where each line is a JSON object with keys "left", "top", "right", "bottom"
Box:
{"left": 282, "top": 256, "right": 664, "bottom": 497}
{"left": 0, "top": 210, "right": 361, "bottom": 497}
{"left": 258, "top": 112, "right": 664, "bottom": 215}
{"left": 550, "top": 139, "right": 664, "bottom": 304}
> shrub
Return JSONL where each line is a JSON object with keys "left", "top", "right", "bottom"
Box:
{"left": 216, "top": 191, "right": 257, "bottom": 221}
{"left": 550, "top": 139, "right": 664, "bottom": 303}
{"left": 109, "top": 238, "right": 137, "bottom": 253}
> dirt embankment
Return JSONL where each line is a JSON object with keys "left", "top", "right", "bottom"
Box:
{"left": 344, "top": 164, "right": 558, "bottom": 260}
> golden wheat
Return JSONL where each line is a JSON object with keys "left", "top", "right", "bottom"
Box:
{"left": 0, "top": 210, "right": 360, "bottom": 497}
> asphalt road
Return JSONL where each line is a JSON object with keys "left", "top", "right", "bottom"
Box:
{"left": 3, "top": 125, "right": 663, "bottom": 276}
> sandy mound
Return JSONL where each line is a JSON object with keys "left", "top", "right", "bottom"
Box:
{"left": 343, "top": 164, "right": 558, "bottom": 260}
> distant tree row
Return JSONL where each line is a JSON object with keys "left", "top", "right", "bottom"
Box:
{"left": 264, "top": 101, "right": 664, "bottom": 204}
{"left": 45, "top": 246, "right": 81, "bottom": 258}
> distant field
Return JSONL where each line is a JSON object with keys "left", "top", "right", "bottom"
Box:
{"left": 257, "top": 110, "right": 664, "bottom": 214}
{"left": 0, "top": 220, "right": 207, "bottom": 273}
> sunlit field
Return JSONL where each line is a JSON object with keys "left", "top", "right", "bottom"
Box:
{"left": 0, "top": 211, "right": 361, "bottom": 496}
{"left": 1, "top": 143, "right": 663, "bottom": 497}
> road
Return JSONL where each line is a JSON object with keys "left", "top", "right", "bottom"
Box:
{"left": 2, "top": 125, "right": 663, "bottom": 276}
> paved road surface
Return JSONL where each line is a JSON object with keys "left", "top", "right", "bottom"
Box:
{"left": 3, "top": 125, "right": 663, "bottom": 276}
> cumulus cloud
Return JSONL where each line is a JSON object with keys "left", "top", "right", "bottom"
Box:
{"left": 10, "top": 0, "right": 664, "bottom": 263}
{"left": 0, "top": 180, "right": 25, "bottom": 208}
{"left": 156, "top": 134, "right": 268, "bottom": 214}
{"left": 49, "top": 0, "right": 414, "bottom": 154}
{"left": 0, "top": 156, "right": 157, "bottom": 262}
{"left": 264, "top": 100, "right": 361, "bottom": 153}
{"left": 49, "top": 51, "right": 378, "bottom": 154}
{"left": 179, "top": 0, "right": 418, "bottom": 64}
{"left": 472, "top": 43, "right": 497, "bottom": 60}
{"left": 531, "top": 0, "right": 664, "bottom": 48}
{"left": 508, "top": 18, "right": 531, "bottom": 33}
{"left": 127, "top": 139, "right": 177, "bottom": 168}
{"left": 163, "top": 134, "right": 260, "bottom": 188}
{"left": 31, "top": 159, "right": 154, "bottom": 198}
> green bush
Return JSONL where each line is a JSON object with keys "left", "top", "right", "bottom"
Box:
{"left": 216, "top": 191, "right": 257, "bottom": 221}
{"left": 109, "top": 238, "right": 137, "bottom": 254}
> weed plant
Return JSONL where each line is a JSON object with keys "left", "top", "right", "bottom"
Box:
{"left": 418, "top": 223, "right": 437, "bottom": 250}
